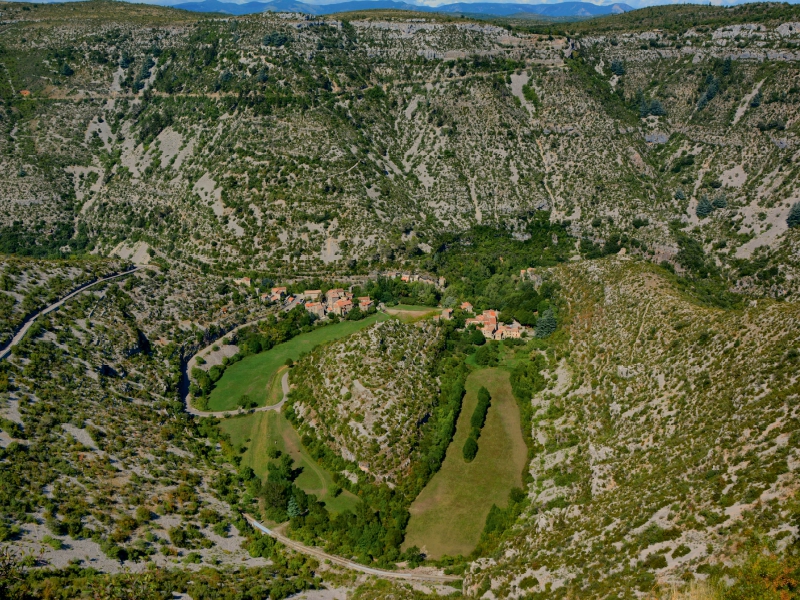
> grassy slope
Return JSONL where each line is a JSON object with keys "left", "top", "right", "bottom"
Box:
{"left": 403, "top": 367, "right": 527, "bottom": 559}
{"left": 219, "top": 410, "right": 360, "bottom": 514}
{"left": 208, "top": 313, "right": 388, "bottom": 411}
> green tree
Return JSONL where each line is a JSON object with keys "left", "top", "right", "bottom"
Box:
{"left": 696, "top": 196, "right": 714, "bottom": 218}
{"left": 287, "top": 497, "right": 301, "bottom": 518}
{"left": 462, "top": 436, "right": 478, "bottom": 462}
{"left": 535, "top": 309, "right": 557, "bottom": 338}
{"left": 787, "top": 202, "right": 800, "bottom": 228}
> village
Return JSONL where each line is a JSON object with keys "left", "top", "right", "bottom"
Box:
{"left": 232, "top": 271, "right": 534, "bottom": 339}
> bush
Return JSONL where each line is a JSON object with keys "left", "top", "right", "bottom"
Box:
{"left": 643, "top": 553, "right": 668, "bottom": 570}
{"left": 42, "top": 535, "right": 63, "bottom": 550}
{"left": 712, "top": 195, "right": 728, "bottom": 209}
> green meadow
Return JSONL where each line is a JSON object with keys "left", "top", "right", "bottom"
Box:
{"left": 208, "top": 313, "right": 387, "bottom": 411}
{"left": 402, "top": 368, "right": 527, "bottom": 559}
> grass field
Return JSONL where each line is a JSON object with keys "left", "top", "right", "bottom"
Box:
{"left": 402, "top": 368, "right": 527, "bottom": 559}
{"left": 219, "top": 410, "right": 360, "bottom": 514}
{"left": 384, "top": 304, "right": 441, "bottom": 323}
{"left": 208, "top": 313, "right": 387, "bottom": 411}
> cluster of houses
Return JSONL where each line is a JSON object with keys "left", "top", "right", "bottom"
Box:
{"left": 231, "top": 277, "right": 376, "bottom": 320}
{"left": 434, "top": 301, "right": 528, "bottom": 340}
{"left": 303, "top": 288, "right": 374, "bottom": 319}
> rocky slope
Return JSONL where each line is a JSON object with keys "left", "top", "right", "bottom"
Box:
{"left": 1, "top": 2, "right": 800, "bottom": 294}
{"left": 467, "top": 256, "right": 800, "bottom": 598}
{"left": 290, "top": 318, "right": 441, "bottom": 484}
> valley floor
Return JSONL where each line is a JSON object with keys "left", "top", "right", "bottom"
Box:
{"left": 404, "top": 368, "right": 527, "bottom": 559}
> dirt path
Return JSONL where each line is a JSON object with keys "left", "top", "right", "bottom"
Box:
{"left": 243, "top": 514, "right": 460, "bottom": 584}
{"left": 186, "top": 371, "right": 290, "bottom": 418}
{"left": 0, "top": 267, "right": 141, "bottom": 361}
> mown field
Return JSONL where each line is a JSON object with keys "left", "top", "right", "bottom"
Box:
{"left": 208, "top": 313, "right": 388, "bottom": 411}
{"left": 219, "top": 410, "right": 361, "bottom": 514}
{"left": 403, "top": 367, "right": 527, "bottom": 559}
{"left": 384, "top": 304, "right": 441, "bottom": 323}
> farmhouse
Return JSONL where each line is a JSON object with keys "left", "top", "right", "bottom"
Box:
{"left": 305, "top": 302, "right": 325, "bottom": 319}
{"left": 326, "top": 288, "right": 345, "bottom": 303}
{"left": 495, "top": 321, "right": 523, "bottom": 340}
{"left": 464, "top": 309, "right": 528, "bottom": 339}
{"left": 332, "top": 298, "right": 353, "bottom": 316}
{"left": 304, "top": 290, "right": 321, "bottom": 301}
{"left": 460, "top": 302, "right": 474, "bottom": 313}
{"left": 234, "top": 277, "right": 251, "bottom": 287}
{"left": 271, "top": 286, "right": 287, "bottom": 297}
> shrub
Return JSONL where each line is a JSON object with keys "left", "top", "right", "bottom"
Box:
{"left": 712, "top": 195, "right": 728, "bottom": 209}
{"left": 643, "top": 553, "right": 668, "bottom": 570}
{"left": 672, "top": 544, "right": 691, "bottom": 558}
{"left": 42, "top": 535, "right": 63, "bottom": 550}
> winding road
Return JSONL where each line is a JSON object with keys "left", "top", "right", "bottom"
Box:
{"left": 243, "top": 514, "right": 460, "bottom": 584}
{"left": 185, "top": 371, "right": 290, "bottom": 418}
{"left": 0, "top": 267, "right": 140, "bottom": 361}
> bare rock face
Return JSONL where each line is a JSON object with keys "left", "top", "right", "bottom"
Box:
{"left": 290, "top": 319, "right": 441, "bottom": 484}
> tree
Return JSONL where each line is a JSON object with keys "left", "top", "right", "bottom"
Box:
{"left": 462, "top": 436, "right": 478, "bottom": 462}
{"left": 535, "top": 309, "right": 557, "bottom": 338}
{"left": 788, "top": 202, "right": 800, "bottom": 229}
{"left": 346, "top": 306, "right": 363, "bottom": 321}
{"left": 649, "top": 99, "right": 666, "bottom": 116}
{"left": 469, "top": 329, "right": 486, "bottom": 346}
{"left": 287, "top": 497, "right": 301, "bottom": 518}
{"left": 696, "top": 196, "right": 714, "bottom": 218}
{"left": 675, "top": 188, "right": 686, "bottom": 201}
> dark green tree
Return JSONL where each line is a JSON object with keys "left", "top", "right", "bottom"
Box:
{"left": 696, "top": 196, "right": 714, "bottom": 218}
{"left": 462, "top": 436, "right": 478, "bottom": 462}
{"left": 788, "top": 202, "right": 800, "bottom": 228}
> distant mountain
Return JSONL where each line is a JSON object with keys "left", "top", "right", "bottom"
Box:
{"left": 167, "top": 0, "right": 633, "bottom": 18}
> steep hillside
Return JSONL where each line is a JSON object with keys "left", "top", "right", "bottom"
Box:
{"left": 466, "top": 256, "right": 800, "bottom": 598}
{"left": 1, "top": 1, "right": 800, "bottom": 296}
{"left": 289, "top": 318, "right": 441, "bottom": 484}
